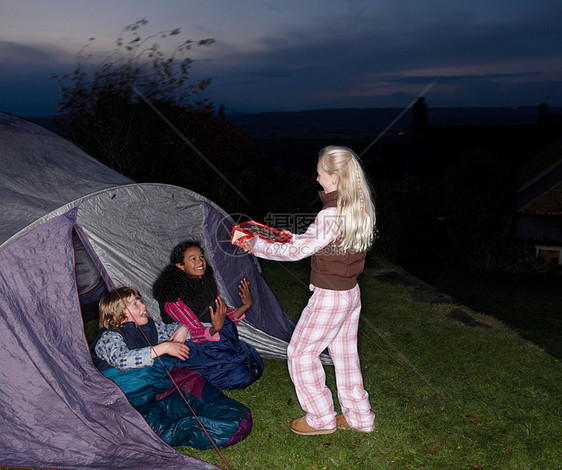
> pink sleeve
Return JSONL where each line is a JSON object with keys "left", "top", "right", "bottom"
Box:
{"left": 253, "top": 207, "right": 340, "bottom": 261}
{"left": 164, "top": 299, "right": 219, "bottom": 343}
{"left": 227, "top": 308, "right": 245, "bottom": 324}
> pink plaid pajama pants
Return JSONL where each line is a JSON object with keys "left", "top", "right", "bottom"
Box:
{"left": 287, "top": 284, "right": 375, "bottom": 432}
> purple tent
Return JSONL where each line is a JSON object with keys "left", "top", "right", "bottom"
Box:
{"left": 0, "top": 113, "right": 296, "bottom": 469}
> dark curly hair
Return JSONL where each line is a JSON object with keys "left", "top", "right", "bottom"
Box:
{"left": 152, "top": 240, "right": 214, "bottom": 304}
{"left": 169, "top": 240, "right": 200, "bottom": 265}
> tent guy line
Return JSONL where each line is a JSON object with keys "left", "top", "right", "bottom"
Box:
{"left": 359, "top": 316, "right": 443, "bottom": 397}
{"left": 273, "top": 259, "right": 441, "bottom": 396}
{"left": 114, "top": 289, "right": 233, "bottom": 469}
{"left": 306, "top": 79, "right": 438, "bottom": 210}
{"left": 129, "top": 82, "right": 253, "bottom": 208}
{"left": 0, "top": 112, "right": 296, "bottom": 469}
{"left": 131, "top": 74, "right": 441, "bottom": 397}
{"left": 359, "top": 79, "right": 438, "bottom": 158}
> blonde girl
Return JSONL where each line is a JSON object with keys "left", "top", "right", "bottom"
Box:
{"left": 244, "top": 145, "right": 376, "bottom": 435}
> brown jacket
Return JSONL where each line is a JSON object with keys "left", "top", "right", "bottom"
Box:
{"left": 310, "top": 191, "right": 366, "bottom": 290}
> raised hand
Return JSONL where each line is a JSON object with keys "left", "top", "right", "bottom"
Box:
{"left": 239, "top": 278, "right": 252, "bottom": 308}
{"left": 209, "top": 296, "right": 227, "bottom": 334}
{"left": 232, "top": 278, "right": 252, "bottom": 319}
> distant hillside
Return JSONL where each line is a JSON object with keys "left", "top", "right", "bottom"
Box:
{"left": 26, "top": 106, "right": 560, "bottom": 140}
{"left": 226, "top": 106, "right": 558, "bottom": 139}
{"left": 226, "top": 106, "right": 562, "bottom": 172}
{"left": 22, "top": 107, "right": 562, "bottom": 173}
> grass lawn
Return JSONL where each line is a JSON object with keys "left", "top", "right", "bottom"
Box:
{"left": 433, "top": 269, "right": 562, "bottom": 361}
{"left": 186, "top": 255, "right": 562, "bottom": 469}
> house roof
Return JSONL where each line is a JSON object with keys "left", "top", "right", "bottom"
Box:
{"left": 512, "top": 133, "right": 562, "bottom": 244}
{"left": 516, "top": 135, "right": 562, "bottom": 212}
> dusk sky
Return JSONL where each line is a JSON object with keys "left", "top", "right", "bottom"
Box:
{"left": 1, "top": 0, "right": 561, "bottom": 117}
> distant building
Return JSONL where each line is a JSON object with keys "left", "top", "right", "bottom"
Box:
{"left": 511, "top": 125, "right": 562, "bottom": 264}
{"left": 405, "top": 99, "right": 562, "bottom": 266}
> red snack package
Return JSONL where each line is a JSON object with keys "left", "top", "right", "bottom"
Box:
{"left": 231, "top": 220, "right": 292, "bottom": 247}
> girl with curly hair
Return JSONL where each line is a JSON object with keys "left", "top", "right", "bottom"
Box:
{"left": 152, "top": 241, "right": 263, "bottom": 390}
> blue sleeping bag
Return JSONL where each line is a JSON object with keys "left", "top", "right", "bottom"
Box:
{"left": 175, "top": 317, "right": 263, "bottom": 390}
{"left": 102, "top": 357, "right": 252, "bottom": 449}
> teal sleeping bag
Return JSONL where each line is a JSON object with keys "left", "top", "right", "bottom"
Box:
{"left": 102, "top": 358, "right": 252, "bottom": 449}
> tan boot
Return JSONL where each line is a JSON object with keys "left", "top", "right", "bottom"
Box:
{"left": 336, "top": 415, "right": 351, "bottom": 430}
{"left": 336, "top": 415, "right": 373, "bottom": 433}
{"left": 290, "top": 417, "right": 336, "bottom": 436}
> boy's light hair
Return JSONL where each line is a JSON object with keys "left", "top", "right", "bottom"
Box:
{"left": 98, "top": 286, "right": 141, "bottom": 329}
{"left": 318, "top": 146, "right": 377, "bottom": 254}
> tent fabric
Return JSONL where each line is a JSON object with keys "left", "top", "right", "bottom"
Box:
{"left": 0, "top": 112, "right": 297, "bottom": 469}
{"left": 0, "top": 213, "right": 212, "bottom": 470}
{"left": 72, "top": 182, "right": 297, "bottom": 357}
{"left": 0, "top": 112, "right": 134, "bottom": 247}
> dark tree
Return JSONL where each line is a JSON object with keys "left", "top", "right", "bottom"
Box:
{"left": 375, "top": 175, "right": 445, "bottom": 276}
{"left": 412, "top": 97, "right": 428, "bottom": 133}
{"left": 52, "top": 19, "right": 255, "bottom": 213}
{"left": 444, "top": 151, "right": 517, "bottom": 272}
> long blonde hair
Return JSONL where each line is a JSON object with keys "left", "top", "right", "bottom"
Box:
{"left": 318, "top": 146, "right": 376, "bottom": 254}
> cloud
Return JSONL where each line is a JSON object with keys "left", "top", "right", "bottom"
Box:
{"left": 221, "top": 2, "right": 560, "bottom": 72}
{"left": 0, "top": 41, "right": 71, "bottom": 67}
{"left": 1, "top": 0, "right": 562, "bottom": 115}
{"left": 188, "top": 2, "right": 562, "bottom": 111}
